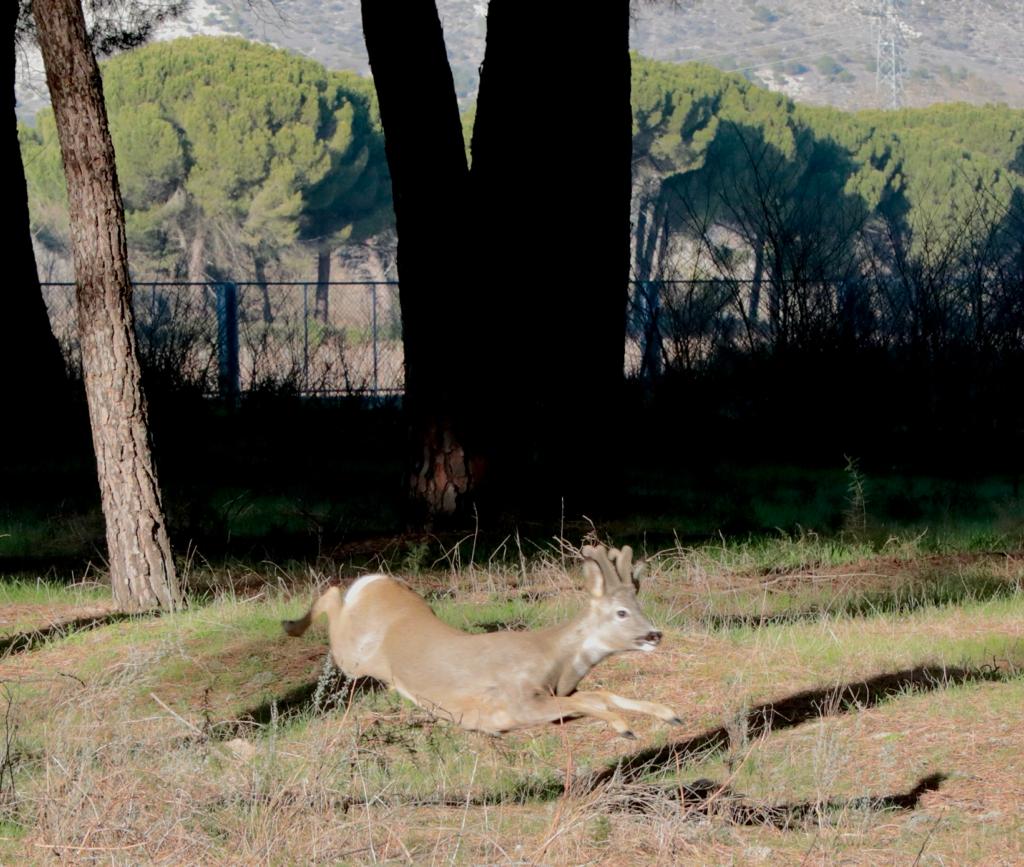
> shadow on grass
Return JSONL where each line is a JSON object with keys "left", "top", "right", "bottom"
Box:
{"left": 205, "top": 661, "right": 1018, "bottom": 812}
{"left": 574, "top": 661, "right": 1020, "bottom": 793}
{"left": 702, "top": 568, "right": 1023, "bottom": 631}
{"left": 215, "top": 672, "right": 383, "bottom": 738}
{"left": 0, "top": 612, "right": 136, "bottom": 657}
{"left": 607, "top": 772, "right": 947, "bottom": 828}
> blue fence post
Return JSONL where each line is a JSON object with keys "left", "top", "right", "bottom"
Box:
{"left": 303, "top": 282, "right": 310, "bottom": 394}
{"left": 216, "top": 281, "right": 239, "bottom": 402}
{"left": 371, "top": 282, "right": 379, "bottom": 395}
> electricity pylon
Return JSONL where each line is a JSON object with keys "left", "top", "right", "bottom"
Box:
{"left": 875, "top": 0, "right": 907, "bottom": 108}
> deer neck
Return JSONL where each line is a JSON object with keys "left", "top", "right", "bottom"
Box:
{"left": 548, "top": 605, "right": 616, "bottom": 696}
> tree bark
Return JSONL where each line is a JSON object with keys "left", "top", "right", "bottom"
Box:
{"left": 315, "top": 246, "right": 331, "bottom": 323}
{"left": 34, "top": 0, "right": 180, "bottom": 612}
{"left": 2, "top": 2, "right": 71, "bottom": 457}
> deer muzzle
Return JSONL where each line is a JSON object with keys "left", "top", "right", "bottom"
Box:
{"left": 637, "top": 630, "right": 662, "bottom": 651}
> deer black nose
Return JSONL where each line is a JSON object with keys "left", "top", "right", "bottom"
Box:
{"left": 646, "top": 630, "right": 662, "bottom": 644}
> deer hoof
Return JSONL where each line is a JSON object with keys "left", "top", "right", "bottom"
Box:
{"left": 668, "top": 716, "right": 684, "bottom": 726}
{"left": 620, "top": 730, "right": 637, "bottom": 740}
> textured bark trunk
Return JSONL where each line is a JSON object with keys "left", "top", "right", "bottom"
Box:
{"left": 315, "top": 247, "right": 331, "bottom": 323}
{"left": 361, "top": 0, "right": 478, "bottom": 523}
{"left": 2, "top": 3, "right": 71, "bottom": 456}
{"left": 34, "top": 0, "right": 180, "bottom": 612}
{"left": 409, "top": 418, "right": 477, "bottom": 517}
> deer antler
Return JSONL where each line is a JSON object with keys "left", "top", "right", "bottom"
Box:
{"left": 612, "top": 545, "right": 634, "bottom": 585}
{"left": 611, "top": 546, "right": 642, "bottom": 592}
{"left": 581, "top": 544, "right": 622, "bottom": 590}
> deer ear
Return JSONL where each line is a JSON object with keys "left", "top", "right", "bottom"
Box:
{"left": 582, "top": 559, "right": 606, "bottom": 597}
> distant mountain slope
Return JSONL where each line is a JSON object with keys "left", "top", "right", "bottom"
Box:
{"left": 14, "top": 0, "right": 1024, "bottom": 121}
{"left": 169, "top": 0, "right": 1024, "bottom": 109}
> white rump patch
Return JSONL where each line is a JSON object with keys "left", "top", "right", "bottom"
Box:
{"left": 344, "top": 573, "right": 389, "bottom": 606}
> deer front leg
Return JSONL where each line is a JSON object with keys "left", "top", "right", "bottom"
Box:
{"left": 506, "top": 693, "right": 637, "bottom": 738}
{"left": 587, "top": 690, "right": 683, "bottom": 726}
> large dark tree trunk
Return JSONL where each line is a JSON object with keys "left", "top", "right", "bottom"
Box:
{"left": 361, "top": 0, "right": 480, "bottom": 523}
{"left": 469, "top": 0, "right": 632, "bottom": 514}
{"left": 34, "top": 0, "right": 180, "bottom": 611}
{"left": 2, "top": 2, "right": 71, "bottom": 458}
{"left": 363, "top": 0, "right": 631, "bottom": 523}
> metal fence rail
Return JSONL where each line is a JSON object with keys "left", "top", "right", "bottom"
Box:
{"left": 41, "top": 281, "right": 405, "bottom": 398}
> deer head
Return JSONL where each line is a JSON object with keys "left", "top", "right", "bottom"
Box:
{"left": 580, "top": 544, "right": 662, "bottom": 654}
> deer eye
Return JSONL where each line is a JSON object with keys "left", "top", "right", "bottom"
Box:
{"left": 616, "top": 609, "right": 630, "bottom": 619}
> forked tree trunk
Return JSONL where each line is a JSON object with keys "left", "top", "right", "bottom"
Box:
{"left": 3, "top": 2, "right": 70, "bottom": 456}
{"left": 363, "top": 0, "right": 631, "bottom": 522}
{"left": 315, "top": 247, "right": 331, "bottom": 323}
{"left": 34, "top": 0, "right": 180, "bottom": 612}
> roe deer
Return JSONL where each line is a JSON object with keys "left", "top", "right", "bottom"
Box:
{"left": 283, "top": 544, "right": 681, "bottom": 738}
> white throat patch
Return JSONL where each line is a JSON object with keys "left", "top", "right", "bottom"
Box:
{"left": 573, "top": 634, "right": 616, "bottom": 676}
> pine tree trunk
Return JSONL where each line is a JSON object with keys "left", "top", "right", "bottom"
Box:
{"left": 315, "top": 247, "right": 331, "bottom": 323}
{"left": 361, "top": 0, "right": 479, "bottom": 523}
{"left": 2, "top": 2, "right": 71, "bottom": 457}
{"left": 34, "top": 0, "right": 180, "bottom": 612}
{"left": 470, "top": 0, "right": 632, "bottom": 513}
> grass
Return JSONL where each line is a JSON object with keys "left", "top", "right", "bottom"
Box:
{"left": 0, "top": 579, "right": 110, "bottom": 643}
{"left": 1, "top": 528, "right": 1023, "bottom": 863}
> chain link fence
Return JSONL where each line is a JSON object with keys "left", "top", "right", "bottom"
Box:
{"left": 43, "top": 276, "right": 890, "bottom": 395}
{"left": 40, "top": 278, "right": 751, "bottom": 396}
{"left": 41, "top": 281, "right": 405, "bottom": 397}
